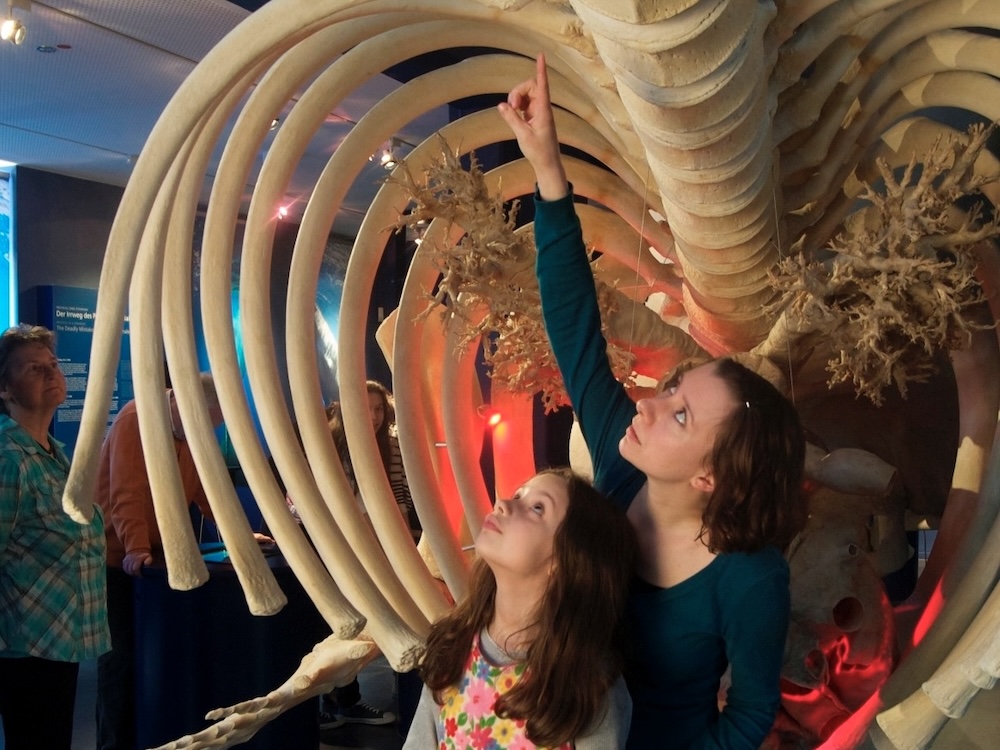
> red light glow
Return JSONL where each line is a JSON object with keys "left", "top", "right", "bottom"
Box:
{"left": 910, "top": 577, "right": 947, "bottom": 649}
{"left": 774, "top": 588, "right": 896, "bottom": 747}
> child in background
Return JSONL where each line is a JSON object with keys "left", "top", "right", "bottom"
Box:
{"left": 285, "top": 389, "right": 407, "bottom": 728}
{"left": 319, "top": 387, "right": 409, "bottom": 728}
{"left": 327, "top": 380, "right": 420, "bottom": 538}
{"left": 404, "top": 468, "right": 636, "bottom": 749}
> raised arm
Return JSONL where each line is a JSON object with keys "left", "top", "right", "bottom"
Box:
{"left": 499, "top": 55, "right": 642, "bottom": 507}
{"left": 496, "top": 53, "right": 568, "bottom": 201}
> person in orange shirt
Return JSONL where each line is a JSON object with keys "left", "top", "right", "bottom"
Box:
{"left": 94, "top": 373, "right": 220, "bottom": 750}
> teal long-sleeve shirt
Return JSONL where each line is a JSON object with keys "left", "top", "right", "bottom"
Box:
{"left": 534, "top": 190, "right": 789, "bottom": 750}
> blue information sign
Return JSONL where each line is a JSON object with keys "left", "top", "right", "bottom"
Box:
{"left": 21, "top": 285, "right": 133, "bottom": 457}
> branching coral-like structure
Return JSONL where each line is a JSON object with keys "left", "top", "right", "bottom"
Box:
{"left": 772, "top": 124, "right": 999, "bottom": 405}
{"left": 392, "top": 138, "right": 636, "bottom": 411}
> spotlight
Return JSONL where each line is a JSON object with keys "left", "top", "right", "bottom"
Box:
{"left": 1, "top": 0, "right": 27, "bottom": 45}
{"left": 379, "top": 137, "right": 403, "bottom": 171}
{"left": 405, "top": 221, "right": 427, "bottom": 246}
{"left": 0, "top": 17, "right": 24, "bottom": 45}
{"left": 477, "top": 404, "right": 503, "bottom": 429}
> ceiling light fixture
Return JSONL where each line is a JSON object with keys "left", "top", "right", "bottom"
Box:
{"left": 0, "top": 17, "right": 25, "bottom": 44}
{"left": 379, "top": 137, "right": 404, "bottom": 171}
{"left": 405, "top": 221, "right": 427, "bottom": 246}
{"left": 1, "top": 0, "right": 28, "bottom": 46}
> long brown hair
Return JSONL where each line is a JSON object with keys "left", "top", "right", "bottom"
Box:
{"left": 701, "top": 358, "right": 806, "bottom": 553}
{"left": 365, "top": 380, "right": 394, "bottom": 474}
{"left": 420, "top": 468, "right": 636, "bottom": 746}
{"left": 326, "top": 380, "right": 395, "bottom": 476}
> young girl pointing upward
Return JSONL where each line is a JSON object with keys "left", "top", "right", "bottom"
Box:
{"left": 404, "top": 468, "right": 636, "bottom": 749}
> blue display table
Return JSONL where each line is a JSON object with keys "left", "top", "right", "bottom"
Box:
{"left": 134, "top": 553, "right": 326, "bottom": 750}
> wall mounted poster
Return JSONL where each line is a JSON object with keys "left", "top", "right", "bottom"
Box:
{"left": 21, "top": 285, "right": 132, "bottom": 457}
{"left": 0, "top": 170, "right": 14, "bottom": 328}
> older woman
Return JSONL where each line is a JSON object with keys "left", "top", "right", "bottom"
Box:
{"left": 0, "top": 324, "right": 110, "bottom": 750}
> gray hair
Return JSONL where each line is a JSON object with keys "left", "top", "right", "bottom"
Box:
{"left": 168, "top": 372, "right": 221, "bottom": 428}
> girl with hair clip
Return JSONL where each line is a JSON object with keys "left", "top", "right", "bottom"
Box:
{"left": 328, "top": 380, "right": 419, "bottom": 537}
{"left": 497, "top": 55, "right": 806, "bottom": 749}
{"left": 316, "top": 384, "right": 411, "bottom": 728}
{"left": 404, "top": 467, "right": 636, "bottom": 749}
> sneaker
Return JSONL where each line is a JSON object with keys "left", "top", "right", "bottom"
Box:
{"left": 319, "top": 709, "right": 345, "bottom": 730}
{"left": 338, "top": 702, "right": 396, "bottom": 725}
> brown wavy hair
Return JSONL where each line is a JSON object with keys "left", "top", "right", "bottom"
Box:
{"left": 420, "top": 468, "right": 636, "bottom": 746}
{"left": 325, "top": 380, "right": 395, "bottom": 476}
{"left": 701, "top": 358, "right": 806, "bottom": 554}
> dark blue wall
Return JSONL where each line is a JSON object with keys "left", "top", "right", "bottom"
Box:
{"left": 14, "top": 167, "right": 122, "bottom": 294}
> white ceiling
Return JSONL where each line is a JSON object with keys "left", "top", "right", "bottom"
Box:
{"left": 0, "top": 0, "right": 450, "bottom": 237}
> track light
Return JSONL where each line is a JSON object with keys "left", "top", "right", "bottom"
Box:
{"left": 0, "top": 17, "right": 24, "bottom": 44}
{"left": 378, "top": 137, "right": 400, "bottom": 170}
{"left": 377, "top": 137, "right": 409, "bottom": 171}
{"left": 1, "top": 0, "right": 27, "bottom": 45}
{"left": 404, "top": 220, "right": 427, "bottom": 246}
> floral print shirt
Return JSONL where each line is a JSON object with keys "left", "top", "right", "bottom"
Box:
{"left": 404, "top": 628, "right": 631, "bottom": 750}
{"left": 434, "top": 632, "right": 571, "bottom": 750}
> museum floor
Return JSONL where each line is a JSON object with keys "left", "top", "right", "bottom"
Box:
{"left": 0, "top": 655, "right": 405, "bottom": 750}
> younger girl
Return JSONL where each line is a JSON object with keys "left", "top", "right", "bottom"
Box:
{"left": 404, "top": 468, "right": 636, "bottom": 749}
